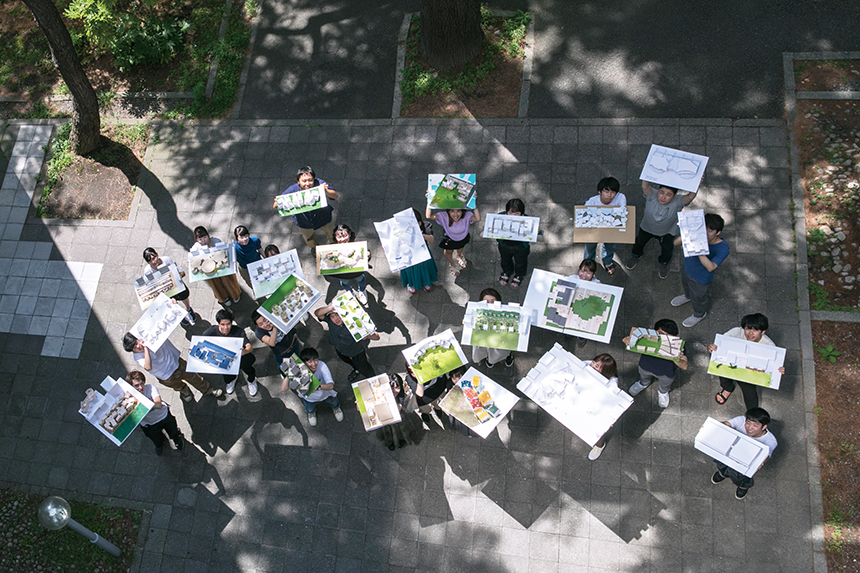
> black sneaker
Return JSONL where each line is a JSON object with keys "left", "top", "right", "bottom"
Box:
{"left": 173, "top": 437, "right": 184, "bottom": 450}
{"left": 658, "top": 262, "right": 670, "bottom": 279}
{"left": 504, "top": 354, "right": 514, "bottom": 368}
{"left": 711, "top": 470, "right": 726, "bottom": 484}
{"left": 735, "top": 487, "right": 748, "bottom": 500}
{"left": 155, "top": 444, "right": 164, "bottom": 456}
{"left": 347, "top": 370, "right": 361, "bottom": 382}
{"left": 486, "top": 360, "right": 495, "bottom": 369}
{"left": 625, "top": 254, "right": 640, "bottom": 270}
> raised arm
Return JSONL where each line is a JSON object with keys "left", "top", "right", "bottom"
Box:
{"left": 682, "top": 191, "right": 697, "bottom": 205}
{"left": 471, "top": 207, "right": 481, "bottom": 223}
{"left": 642, "top": 180, "right": 653, "bottom": 196}
{"left": 314, "top": 305, "right": 334, "bottom": 321}
{"left": 323, "top": 183, "right": 338, "bottom": 200}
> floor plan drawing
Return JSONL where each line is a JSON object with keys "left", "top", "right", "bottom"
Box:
{"left": 677, "top": 209, "right": 709, "bottom": 257}
{"left": 639, "top": 144, "right": 709, "bottom": 193}
{"left": 481, "top": 213, "right": 540, "bottom": 242}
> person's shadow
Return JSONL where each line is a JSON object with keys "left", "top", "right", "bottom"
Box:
{"left": 250, "top": 383, "right": 310, "bottom": 457}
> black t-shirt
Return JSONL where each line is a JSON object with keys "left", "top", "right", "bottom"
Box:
{"left": 254, "top": 325, "right": 299, "bottom": 356}
{"left": 405, "top": 373, "right": 447, "bottom": 406}
{"left": 202, "top": 324, "right": 250, "bottom": 347}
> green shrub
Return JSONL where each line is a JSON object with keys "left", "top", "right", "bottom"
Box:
{"left": 111, "top": 15, "right": 189, "bottom": 72}
{"left": 64, "top": 0, "right": 119, "bottom": 49}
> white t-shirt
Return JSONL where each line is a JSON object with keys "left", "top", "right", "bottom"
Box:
{"left": 302, "top": 360, "right": 338, "bottom": 403}
{"left": 134, "top": 340, "right": 180, "bottom": 380}
{"left": 585, "top": 193, "right": 627, "bottom": 207}
{"left": 728, "top": 415, "right": 778, "bottom": 456}
{"left": 139, "top": 384, "right": 169, "bottom": 426}
{"left": 723, "top": 327, "right": 775, "bottom": 346}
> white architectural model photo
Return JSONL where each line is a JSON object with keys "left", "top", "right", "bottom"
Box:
{"left": 677, "top": 209, "right": 709, "bottom": 257}
{"left": 79, "top": 376, "right": 154, "bottom": 446}
{"left": 694, "top": 417, "right": 770, "bottom": 477}
{"left": 373, "top": 208, "right": 432, "bottom": 272}
{"left": 352, "top": 374, "right": 402, "bottom": 431}
{"left": 574, "top": 206, "right": 628, "bottom": 228}
{"left": 461, "top": 300, "right": 533, "bottom": 352}
{"left": 481, "top": 213, "right": 540, "bottom": 242}
{"left": 639, "top": 144, "right": 709, "bottom": 193}
{"left": 707, "top": 334, "right": 786, "bottom": 389}
{"left": 133, "top": 261, "right": 185, "bottom": 310}
{"left": 247, "top": 249, "right": 304, "bottom": 299}
{"left": 130, "top": 293, "right": 186, "bottom": 351}
{"left": 516, "top": 343, "right": 633, "bottom": 446}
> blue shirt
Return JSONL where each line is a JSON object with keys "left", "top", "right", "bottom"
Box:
{"left": 280, "top": 178, "right": 334, "bottom": 230}
{"left": 684, "top": 239, "right": 729, "bottom": 284}
{"left": 234, "top": 235, "right": 262, "bottom": 268}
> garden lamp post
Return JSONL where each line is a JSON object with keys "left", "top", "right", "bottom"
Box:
{"left": 37, "top": 496, "right": 121, "bottom": 557}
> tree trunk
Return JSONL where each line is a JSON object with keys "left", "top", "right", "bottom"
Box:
{"left": 22, "top": 0, "right": 100, "bottom": 155}
{"left": 419, "top": 0, "right": 483, "bottom": 72}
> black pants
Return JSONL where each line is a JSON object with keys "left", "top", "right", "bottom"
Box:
{"left": 225, "top": 353, "right": 256, "bottom": 384}
{"left": 719, "top": 377, "right": 759, "bottom": 409}
{"left": 140, "top": 412, "right": 182, "bottom": 447}
{"left": 336, "top": 349, "right": 375, "bottom": 379}
{"left": 715, "top": 461, "right": 754, "bottom": 490}
{"left": 631, "top": 228, "right": 675, "bottom": 263}
{"left": 498, "top": 240, "right": 529, "bottom": 277}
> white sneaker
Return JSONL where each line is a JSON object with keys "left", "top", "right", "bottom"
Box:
{"left": 682, "top": 312, "right": 707, "bottom": 328}
{"left": 333, "top": 407, "right": 344, "bottom": 422}
{"left": 308, "top": 412, "right": 317, "bottom": 426}
{"left": 670, "top": 295, "right": 690, "bottom": 307}
{"left": 658, "top": 391, "right": 670, "bottom": 408}
{"left": 588, "top": 444, "right": 605, "bottom": 460}
{"left": 226, "top": 381, "right": 236, "bottom": 394}
{"left": 248, "top": 380, "right": 258, "bottom": 396}
{"left": 628, "top": 380, "right": 648, "bottom": 396}
{"left": 355, "top": 290, "right": 368, "bottom": 305}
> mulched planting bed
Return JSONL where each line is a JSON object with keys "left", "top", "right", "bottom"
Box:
{"left": 795, "top": 60, "right": 860, "bottom": 92}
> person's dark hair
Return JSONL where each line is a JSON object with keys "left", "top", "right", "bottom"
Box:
{"left": 654, "top": 318, "right": 679, "bottom": 337}
{"left": 143, "top": 247, "right": 158, "bottom": 263}
{"left": 215, "top": 309, "right": 234, "bottom": 324}
{"left": 126, "top": 370, "right": 146, "bottom": 384}
{"left": 251, "top": 308, "right": 265, "bottom": 325}
{"left": 591, "top": 353, "right": 617, "bottom": 379}
{"left": 446, "top": 208, "right": 465, "bottom": 218}
{"left": 233, "top": 225, "right": 250, "bottom": 239}
{"left": 741, "top": 313, "right": 769, "bottom": 332}
{"left": 745, "top": 407, "right": 771, "bottom": 427}
{"left": 193, "top": 226, "right": 209, "bottom": 239}
{"left": 448, "top": 365, "right": 469, "bottom": 380}
{"left": 704, "top": 213, "right": 724, "bottom": 234}
{"left": 597, "top": 177, "right": 620, "bottom": 193}
{"left": 505, "top": 198, "right": 526, "bottom": 214}
{"left": 332, "top": 224, "right": 355, "bottom": 242}
{"left": 412, "top": 208, "right": 424, "bottom": 226}
{"left": 122, "top": 332, "right": 139, "bottom": 353}
{"left": 389, "top": 372, "right": 404, "bottom": 393}
{"left": 300, "top": 347, "right": 319, "bottom": 361}
{"left": 579, "top": 259, "right": 598, "bottom": 274}
{"left": 296, "top": 166, "right": 315, "bottom": 181}
{"left": 264, "top": 244, "right": 280, "bottom": 257}
{"left": 658, "top": 185, "right": 679, "bottom": 195}
{"left": 479, "top": 288, "right": 502, "bottom": 302}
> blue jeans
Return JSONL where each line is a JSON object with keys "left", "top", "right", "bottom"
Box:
{"left": 583, "top": 242, "right": 617, "bottom": 268}
{"left": 302, "top": 395, "right": 340, "bottom": 413}
{"left": 339, "top": 273, "right": 367, "bottom": 293}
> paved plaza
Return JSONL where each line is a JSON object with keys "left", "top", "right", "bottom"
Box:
{"left": 0, "top": 117, "right": 819, "bottom": 572}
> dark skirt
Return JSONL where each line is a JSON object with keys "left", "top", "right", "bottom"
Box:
{"left": 438, "top": 234, "right": 470, "bottom": 251}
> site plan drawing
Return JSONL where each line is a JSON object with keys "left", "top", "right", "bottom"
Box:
{"left": 402, "top": 329, "right": 468, "bottom": 385}
{"left": 188, "top": 242, "right": 237, "bottom": 283}
{"left": 315, "top": 241, "right": 368, "bottom": 275}
{"left": 481, "top": 213, "right": 540, "bottom": 242}
{"left": 258, "top": 274, "right": 322, "bottom": 335}
{"left": 133, "top": 261, "right": 185, "bottom": 310}
{"left": 332, "top": 291, "right": 376, "bottom": 341}
{"left": 130, "top": 293, "right": 186, "bottom": 351}
{"left": 187, "top": 336, "right": 243, "bottom": 375}
{"left": 427, "top": 174, "right": 477, "bottom": 210}
{"left": 625, "top": 327, "right": 685, "bottom": 362}
{"left": 694, "top": 417, "right": 770, "bottom": 477}
{"left": 247, "top": 249, "right": 304, "bottom": 299}
{"left": 517, "top": 343, "right": 633, "bottom": 447}
{"left": 461, "top": 300, "right": 533, "bottom": 352}
{"left": 677, "top": 209, "right": 709, "bottom": 257}
{"left": 275, "top": 184, "right": 328, "bottom": 217}
{"left": 373, "top": 208, "right": 432, "bottom": 273}
{"left": 639, "top": 144, "right": 709, "bottom": 193}
{"left": 79, "top": 376, "right": 153, "bottom": 447}
{"left": 707, "top": 334, "right": 786, "bottom": 389}
{"left": 438, "top": 367, "right": 519, "bottom": 439}
{"left": 353, "top": 374, "right": 402, "bottom": 431}
{"left": 523, "top": 268, "right": 623, "bottom": 343}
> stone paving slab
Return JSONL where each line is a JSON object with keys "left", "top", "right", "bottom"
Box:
{"left": 0, "top": 118, "right": 815, "bottom": 572}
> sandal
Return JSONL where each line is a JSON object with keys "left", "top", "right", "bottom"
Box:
{"left": 499, "top": 273, "right": 510, "bottom": 286}
{"left": 715, "top": 389, "right": 732, "bottom": 405}
{"left": 511, "top": 275, "right": 522, "bottom": 288}
{"left": 457, "top": 255, "right": 467, "bottom": 269}
{"left": 449, "top": 265, "right": 460, "bottom": 277}
{"left": 605, "top": 262, "right": 617, "bottom": 275}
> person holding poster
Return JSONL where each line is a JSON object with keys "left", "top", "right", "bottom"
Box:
{"left": 332, "top": 224, "right": 371, "bottom": 305}
{"left": 469, "top": 288, "right": 514, "bottom": 369}
{"left": 314, "top": 304, "right": 379, "bottom": 382}
{"left": 400, "top": 209, "right": 438, "bottom": 294}
{"left": 584, "top": 354, "right": 620, "bottom": 461}
{"left": 710, "top": 408, "right": 777, "bottom": 500}
{"left": 202, "top": 309, "right": 258, "bottom": 396}
{"left": 190, "top": 226, "right": 243, "bottom": 307}
{"left": 252, "top": 308, "right": 302, "bottom": 376}
{"left": 582, "top": 178, "right": 626, "bottom": 276}
{"left": 671, "top": 213, "right": 729, "bottom": 327}
{"left": 142, "top": 247, "right": 195, "bottom": 326}
{"left": 127, "top": 370, "right": 184, "bottom": 455}
{"left": 495, "top": 198, "right": 541, "bottom": 288}
{"left": 425, "top": 196, "right": 481, "bottom": 277}
{"left": 233, "top": 225, "right": 263, "bottom": 289}
{"left": 275, "top": 166, "right": 339, "bottom": 250}
{"left": 295, "top": 347, "right": 343, "bottom": 427}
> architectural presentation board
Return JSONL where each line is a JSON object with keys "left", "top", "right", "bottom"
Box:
{"left": 677, "top": 209, "right": 709, "bottom": 257}
{"left": 461, "top": 300, "right": 533, "bottom": 352}
{"left": 332, "top": 291, "right": 377, "bottom": 341}
{"left": 517, "top": 343, "right": 633, "bottom": 447}
{"left": 639, "top": 144, "right": 709, "bottom": 193}
{"left": 522, "top": 268, "right": 623, "bottom": 343}
{"left": 187, "top": 336, "right": 244, "bottom": 375}
{"left": 438, "top": 367, "right": 519, "bottom": 439}
{"left": 315, "top": 241, "right": 368, "bottom": 275}
{"left": 282, "top": 354, "right": 321, "bottom": 397}
{"left": 130, "top": 293, "right": 186, "bottom": 351}
{"left": 402, "top": 329, "right": 468, "bottom": 385}
{"left": 481, "top": 213, "right": 540, "bottom": 243}
{"left": 373, "top": 208, "right": 432, "bottom": 273}
{"left": 247, "top": 249, "right": 304, "bottom": 299}
{"left": 427, "top": 173, "right": 477, "bottom": 210}
{"left": 694, "top": 417, "right": 770, "bottom": 477}
{"left": 625, "top": 327, "right": 685, "bottom": 362}
{"left": 573, "top": 206, "right": 636, "bottom": 244}
{"left": 275, "top": 184, "right": 328, "bottom": 217}
{"left": 79, "top": 376, "right": 154, "bottom": 446}
{"left": 707, "top": 334, "right": 786, "bottom": 389}
{"left": 188, "top": 242, "right": 237, "bottom": 283}
{"left": 133, "top": 261, "right": 186, "bottom": 310}
{"left": 258, "top": 273, "right": 322, "bottom": 335}
{"left": 352, "top": 374, "right": 402, "bottom": 431}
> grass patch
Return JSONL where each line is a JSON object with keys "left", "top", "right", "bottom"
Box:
{"left": 809, "top": 282, "right": 860, "bottom": 312}
{"left": 37, "top": 122, "right": 75, "bottom": 217}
